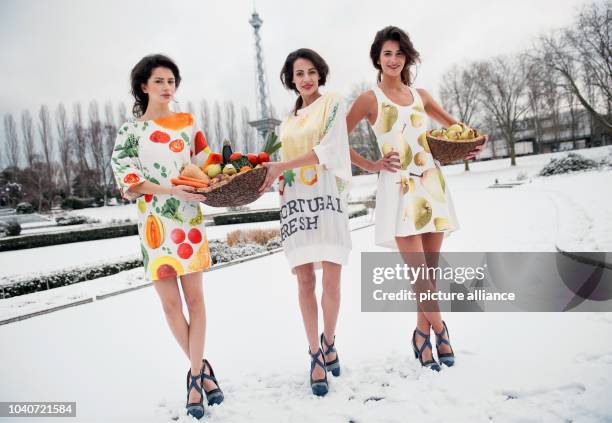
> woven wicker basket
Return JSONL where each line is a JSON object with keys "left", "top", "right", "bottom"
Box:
{"left": 426, "top": 131, "right": 485, "bottom": 165}
{"left": 197, "top": 166, "right": 267, "bottom": 208}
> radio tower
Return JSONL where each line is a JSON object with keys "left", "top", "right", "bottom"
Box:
{"left": 248, "top": 9, "right": 280, "bottom": 144}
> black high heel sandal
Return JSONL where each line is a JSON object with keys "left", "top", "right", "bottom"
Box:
{"left": 202, "top": 359, "right": 224, "bottom": 406}
{"left": 309, "top": 347, "right": 329, "bottom": 396}
{"left": 320, "top": 333, "right": 341, "bottom": 377}
{"left": 412, "top": 328, "right": 441, "bottom": 372}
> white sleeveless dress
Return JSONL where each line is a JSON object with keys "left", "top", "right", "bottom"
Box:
{"left": 371, "top": 86, "right": 459, "bottom": 249}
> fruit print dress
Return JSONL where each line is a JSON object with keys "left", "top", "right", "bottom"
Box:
{"left": 371, "top": 86, "right": 459, "bottom": 248}
{"left": 278, "top": 92, "right": 353, "bottom": 272}
{"left": 111, "top": 113, "right": 212, "bottom": 281}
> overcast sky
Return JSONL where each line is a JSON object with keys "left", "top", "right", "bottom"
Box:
{"left": 0, "top": 0, "right": 592, "bottom": 155}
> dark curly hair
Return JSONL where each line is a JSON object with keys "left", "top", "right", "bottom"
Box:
{"left": 130, "top": 54, "right": 181, "bottom": 118}
{"left": 280, "top": 48, "right": 329, "bottom": 115}
{"left": 370, "top": 26, "right": 420, "bottom": 85}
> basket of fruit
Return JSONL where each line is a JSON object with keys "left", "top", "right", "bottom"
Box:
{"left": 172, "top": 132, "right": 280, "bottom": 208}
{"left": 426, "top": 123, "right": 485, "bottom": 165}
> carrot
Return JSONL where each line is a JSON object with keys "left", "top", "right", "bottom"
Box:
{"left": 178, "top": 175, "right": 209, "bottom": 184}
{"left": 171, "top": 178, "right": 209, "bottom": 188}
{"left": 178, "top": 177, "right": 209, "bottom": 187}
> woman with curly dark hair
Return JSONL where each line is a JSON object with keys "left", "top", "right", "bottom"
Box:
{"left": 347, "top": 27, "right": 486, "bottom": 371}
{"left": 111, "top": 54, "right": 222, "bottom": 419}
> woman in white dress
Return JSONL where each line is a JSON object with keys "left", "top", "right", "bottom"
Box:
{"left": 347, "top": 27, "right": 486, "bottom": 371}
{"left": 259, "top": 48, "right": 352, "bottom": 396}
{"left": 111, "top": 54, "right": 222, "bottom": 419}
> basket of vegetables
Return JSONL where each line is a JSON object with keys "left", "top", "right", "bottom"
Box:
{"left": 172, "top": 133, "right": 281, "bottom": 208}
{"left": 425, "top": 123, "right": 485, "bottom": 165}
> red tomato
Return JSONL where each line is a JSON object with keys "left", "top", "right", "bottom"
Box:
{"left": 123, "top": 173, "right": 140, "bottom": 184}
{"left": 177, "top": 243, "right": 193, "bottom": 259}
{"left": 171, "top": 228, "right": 186, "bottom": 244}
{"left": 169, "top": 139, "right": 184, "bottom": 153}
{"left": 150, "top": 131, "right": 170, "bottom": 143}
{"left": 258, "top": 152, "right": 270, "bottom": 163}
{"left": 144, "top": 194, "right": 153, "bottom": 202}
{"left": 188, "top": 228, "right": 202, "bottom": 244}
{"left": 229, "top": 152, "right": 243, "bottom": 161}
{"left": 247, "top": 154, "right": 258, "bottom": 165}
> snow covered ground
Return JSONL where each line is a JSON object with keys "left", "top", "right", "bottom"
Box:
{"left": 0, "top": 225, "right": 611, "bottom": 422}
{"left": 1, "top": 147, "right": 611, "bottom": 422}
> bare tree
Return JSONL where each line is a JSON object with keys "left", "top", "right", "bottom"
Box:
{"left": 224, "top": 101, "right": 238, "bottom": 151}
{"left": 55, "top": 103, "right": 72, "bottom": 194}
{"left": 477, "top": 56, "right": 530, "bottom": 166}
{"left": 240, "top": 106, "right": 254, "bottom": 153}
{"left": 38, "top": 105, "right": 55, "bottom": 185}
{"left": 523, "top": 56, "right": 546, "bottom": 153}
{"left": 21, "top": 110, "right": 36, "bottom": 168}
{"left": 186, "top": 101, "right": 195, "bottom": 117}
{"left": 88, "top": 101, "right": 107, "bottom": 203}
{"left": 3, "top": 113, "right": 20, "bottom": 169}
{"left": 117, "top": 102, "right": 128, "bottom": 125}
{"left": 538, "top": 1, "right": 612, "bottom": 134}
{"left": 72, "top": 102, "right": 89, "bottom": 196}
{"left": 104, "top": 102, "right": 117, "bottom": 194}
{"left": 200, "top": 99, "right": 211, "bottom": 139}
{"left": 440, "top": 65, "right": 480, "bottom": 170}
{"left": 213, "top": 101, "right": 224, "bottom": 151}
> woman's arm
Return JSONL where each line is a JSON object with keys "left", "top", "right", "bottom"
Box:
{"left": 418, "top": 88, "right": 487, "bottom": 160}
{"left": 417, "top": 88, "right": 458, "bottom": 127}
{"left": 130, "top": 181, "right": 207, "bottom": 202}
{"left": 347, "top": 92, "right": 400, "bottom": 173}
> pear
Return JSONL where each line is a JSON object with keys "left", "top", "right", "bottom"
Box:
{"left": 376, "top": 103, "right": 398, "bottom": 134}
{"left": 418, "top": 132, "right": 431, "bottom": 153}
{"left": 434, "top": 217, "right": 451, "bottom": 231}
{"left": 381, "top": 141, "right": 394, "bottom": 156}
{"left": 410, "top": 114, "right": 424, "bottom": 128}
{"left": 421, "top": 167, "right": 446, "bottom": 202}
{"left": 447, "top": 123, "right": 463, "bottom": 133}
{"left": 399, "top": 176, "right": 409, "bottom": 195}
{"left": 413, "top": 197, "right": 432, "bottom": 230}
{"left": 446, "top": 130, "right": 460, "bottom": 141}
{"left": 459, "top": 128, "right": 472, "bottom": 140}
{"left": 397, "top": 133, "right": 413, "bottom": 169}
{"left": 414, "top": 151, "right": 428, "bottom": 167}
{"left": 413, "top": 101, "right": 425, "bottom": 113}
{"left": 430, "top": 129, "right": 443, "bottom": 138}
{"left": 399, "top": 176, "right": 416, "bottom": 195}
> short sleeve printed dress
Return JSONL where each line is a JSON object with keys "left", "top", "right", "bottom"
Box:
{"left": 372, "top": 86, "right": 460, "bottom": 249}
{"left": 111, "top": 113, "right": 212, "bottom": 281}
{"left": 278, "top": 92, "right": 353, "bottom": 272}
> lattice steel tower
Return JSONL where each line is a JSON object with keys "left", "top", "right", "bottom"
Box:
{"left": 248, "top": 9, "right": 280, "bottom": 143}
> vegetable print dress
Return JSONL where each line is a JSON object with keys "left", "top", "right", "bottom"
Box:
{"left": 278, "top": 92, "right": 353, "bottom": 273}
{"left": 371, "top": 86, "right": 459, "bottom": 248}
{"left": 111, "top": 113, "right": 213, "bottom": 281}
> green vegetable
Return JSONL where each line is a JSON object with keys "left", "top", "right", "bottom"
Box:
{"left": 230, "top": 156, "right": 251, "bottom": 170}
{"left": 160, "top": 198, "right": 183, "bottom": 224}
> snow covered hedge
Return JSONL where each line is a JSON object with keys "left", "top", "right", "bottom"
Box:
{"left": 0, "top": 223, "right": 139, "bottom": 252}
{"left": 1, "top": 237, "right": 283, "bottom": 299}
{"left": 539, "top": 152, "right": 602, "bottom": 176}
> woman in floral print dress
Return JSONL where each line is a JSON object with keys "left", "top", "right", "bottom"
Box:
{"left": 111, "top": 54, "right": 222, "bottom": 419}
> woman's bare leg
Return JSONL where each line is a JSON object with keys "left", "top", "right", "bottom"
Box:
{"left": 321, "top": 261, "right": 342, "bottom": 364}
{"left": 294, "top": 263, "right": 325, "bottom": 380}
